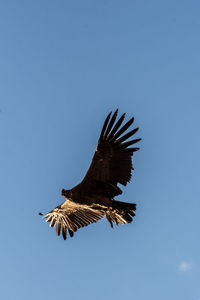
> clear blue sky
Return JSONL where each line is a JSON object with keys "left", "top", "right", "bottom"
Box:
{"left": 1, "top": 1, "right": 200, "bottom": 299}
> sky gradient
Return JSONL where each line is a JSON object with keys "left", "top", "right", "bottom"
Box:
{"left": 1, "top": 1, "right": 200, "bottom": 299}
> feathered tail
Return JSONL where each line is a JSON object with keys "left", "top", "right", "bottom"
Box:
{"left": 105, "top": 199, "right": 136, "bottom": 228}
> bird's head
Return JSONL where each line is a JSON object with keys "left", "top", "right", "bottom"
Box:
{"left": 61, "top": 189, "right": 71, "bottom": 198}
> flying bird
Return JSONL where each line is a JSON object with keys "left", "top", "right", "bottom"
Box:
{"left": 40, "top": 109, "right": 141, "bottom": 240}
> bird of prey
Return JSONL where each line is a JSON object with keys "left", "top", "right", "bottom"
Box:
{"left": 40, "top": 109, "right": 141, "bottom": 240}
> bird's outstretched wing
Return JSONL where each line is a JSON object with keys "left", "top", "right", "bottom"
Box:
{"left": 79, "top": 109, "right": 141, "bottom": 197}
{"left": 43, "top": 200, "right": 104, "bottom": 240}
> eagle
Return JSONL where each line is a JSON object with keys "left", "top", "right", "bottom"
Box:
{"left": 39, "top": 109, "right": 141, "bottom": 240}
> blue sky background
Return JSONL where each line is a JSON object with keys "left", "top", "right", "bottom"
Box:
{"left": 1, "top": 1, "right": 200, "bottom": 299}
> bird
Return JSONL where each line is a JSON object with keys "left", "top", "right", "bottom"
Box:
{"left": 39, "top": 109, "right": 141, "bottom": 240}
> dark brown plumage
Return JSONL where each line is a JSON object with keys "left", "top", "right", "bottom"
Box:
{"left": 40, "top": 109, "right": 141, "bottom": 240}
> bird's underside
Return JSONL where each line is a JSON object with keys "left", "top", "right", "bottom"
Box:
{"left": 40, "top": 109, "right": 141, "bottom": 240}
